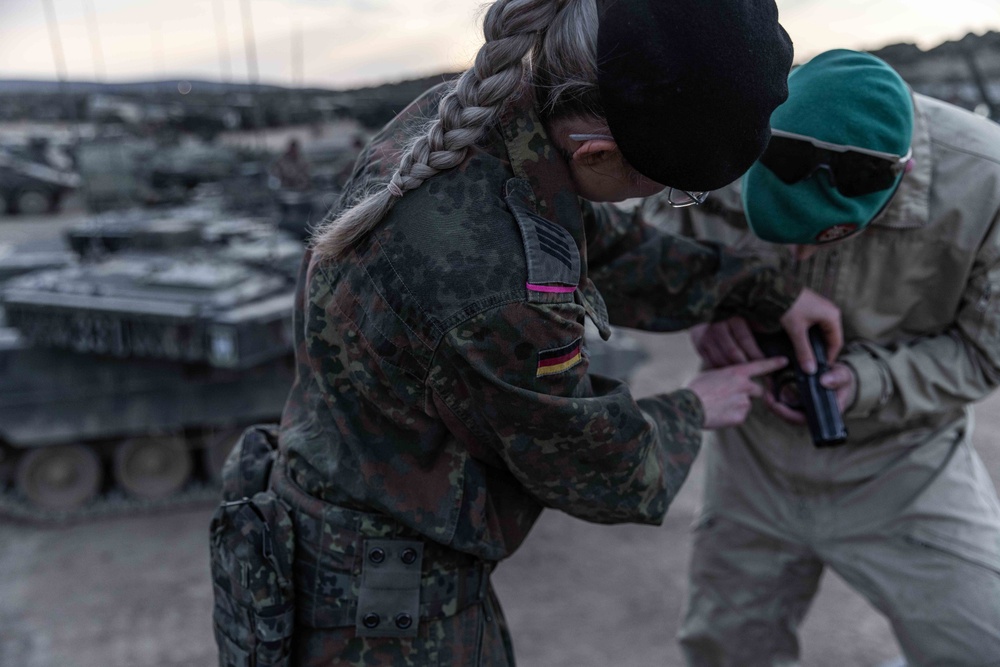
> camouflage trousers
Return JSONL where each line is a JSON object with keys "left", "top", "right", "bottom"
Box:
{"left": 678, "top": 427, "right": 1000, "bottom": 667}
{"left": 270, "top": 461, "right": 515, "bottom": 667}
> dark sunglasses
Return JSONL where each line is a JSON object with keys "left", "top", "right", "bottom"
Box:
{"left": 760, "top": 129, "right": 912, "bottom": 197}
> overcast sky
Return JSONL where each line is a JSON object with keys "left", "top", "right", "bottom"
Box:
{"left": 0, "top": 0, "right": 997, "bottom": 88}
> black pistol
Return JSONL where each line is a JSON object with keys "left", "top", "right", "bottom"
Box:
{"left": 754, "top": 326, "right": 848, "bottom": 447}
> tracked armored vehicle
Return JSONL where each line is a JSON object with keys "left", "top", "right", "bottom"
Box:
{"left": 0, "top": 144, "right": 81, "bottom": 215}
{"left": 0, "top": 208, "right": 303, "bottom": 522}
{"left": 0, "top": 203, "right": 649, "bottom": 522}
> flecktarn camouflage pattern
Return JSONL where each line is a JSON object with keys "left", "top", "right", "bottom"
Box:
{"left": 211, "top": 490, "right": 296, "bottom": 667}
{"left": 280, "top": 82, "right": 798, "bottom": 560}
{"left": 211, "top": 424, "right": 514, "bottom": 666}
{"left": 267, "top": 81, "right": 800, "bottom": 664}
{"left": 220, "top": 423, "right": 281, "bottom": 503}
{"left": 212, "top": 424, "right": 295, "bottom": 667}
{"left": 0, "top": 207, "right": 302, "bottom": 522}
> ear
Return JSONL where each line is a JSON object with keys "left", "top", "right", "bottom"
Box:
{"left": 572, "top": 138, "right": 619, "bottom": 166}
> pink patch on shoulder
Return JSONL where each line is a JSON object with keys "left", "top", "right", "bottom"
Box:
{"left": 526, "top": 283, "right": 576, "bottom": 294}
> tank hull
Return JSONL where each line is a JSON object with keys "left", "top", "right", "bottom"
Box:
{"left": 0, "top": 329, "right": 295, "bottom": 523}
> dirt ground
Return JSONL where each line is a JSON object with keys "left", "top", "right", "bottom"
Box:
{"left": 8, "top": 326, "right": 999, "bottom": 667}
{"left": 2, "top": 209, "right": 998, "bottom": 666}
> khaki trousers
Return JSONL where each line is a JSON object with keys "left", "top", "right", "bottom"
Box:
{"left": 679, "top": 425, "right": 1000, "bottom": 667}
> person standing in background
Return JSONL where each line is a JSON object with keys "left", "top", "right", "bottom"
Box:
{"left": 648, "top": 49, "right": 1000, "bottom": 666}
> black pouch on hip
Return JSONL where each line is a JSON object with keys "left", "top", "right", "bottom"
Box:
{"left": 219, "top": 423, "right": 280, "bottom": 502}
{"left": 209, "top": 424, "right": 295, "bottom": 667}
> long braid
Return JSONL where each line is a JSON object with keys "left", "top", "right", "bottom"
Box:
{"left": 311, "top": 0, "right": 561, "bottom": 260}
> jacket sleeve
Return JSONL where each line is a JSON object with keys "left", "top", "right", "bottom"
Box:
{"left": 842, "top": 210, "right": 1000, "bottom": 423}
{"left": 427, "top": 297, "right": 704, "bottom": 525}
{"left": 580, "top": 199, "right": 800, "bottom": 331}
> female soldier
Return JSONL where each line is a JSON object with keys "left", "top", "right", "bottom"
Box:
{"left": 213, "top": 0, "right": 841, "bottom": 665}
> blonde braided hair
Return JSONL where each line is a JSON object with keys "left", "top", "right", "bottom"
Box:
{"left": 312, "top": 0, "right": 598, "bottom": 259}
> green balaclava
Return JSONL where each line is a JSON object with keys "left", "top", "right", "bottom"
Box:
{"left": 742, "top": 49, "right": 914, "bottom": 244}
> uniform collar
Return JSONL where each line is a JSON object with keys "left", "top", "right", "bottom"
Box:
{"left": 498, "top": 86, "right": 614, "bottom": 339}
{"left": 871, "top": 93, "right": 932, "bottom": 230}
{"left": 498, "top": 85, "right": 588, "bottom": 249}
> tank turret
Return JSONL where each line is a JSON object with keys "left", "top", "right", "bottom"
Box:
{"left": 0, "top": 201, "right": 648, "bottom": 521}
{"left": 4, "top": 253, "right": 293, "bottom": 369}
{"left": 0, "top": 206, "right": 301, "bottom": 520}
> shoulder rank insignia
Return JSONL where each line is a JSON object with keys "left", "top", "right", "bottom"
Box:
{"left": 505, "top": 178, "right": 580, "bottom": 301}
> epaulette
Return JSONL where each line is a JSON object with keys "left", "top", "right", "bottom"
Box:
{"left": 504, "top": 178, "right": 580, "bottom": 303}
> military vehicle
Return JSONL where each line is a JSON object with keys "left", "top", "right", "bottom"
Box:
{"left": 0, "top": 145, "right": 81, "bottom": 216}
{"left": 0, "top": 245, "right": 76, "bottom": 291}
{"left": 0, "top": 206, "right": 302, "bottom": 522}
{"left": 75, "top": 137, "right": 246, "bottom": 212}
{"left": 0, "top": 200, "right": 649, "bottom": 523}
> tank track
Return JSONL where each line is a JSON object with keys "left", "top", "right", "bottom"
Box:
{"left": 0, "top": 480, "right": 222, "bottom": 526}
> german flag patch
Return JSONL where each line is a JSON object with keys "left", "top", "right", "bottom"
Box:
{"left": 536, "top": 338, "right": 583, "bottom": 377}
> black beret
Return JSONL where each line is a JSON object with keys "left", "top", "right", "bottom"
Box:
{"left": 597, "top": 0, "right": 794, "bottom": 191}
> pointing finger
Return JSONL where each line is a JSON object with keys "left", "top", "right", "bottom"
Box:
{"left": 739, "top": 355, "right": 789, "bottom": 378}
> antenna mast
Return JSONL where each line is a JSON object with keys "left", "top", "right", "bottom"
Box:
{"left": 82, "top": 0, "right": 106, "bottom": 81}
{"left": 212, "top": 0, "right": 234, "bottom": 83}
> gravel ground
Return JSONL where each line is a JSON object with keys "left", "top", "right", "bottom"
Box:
{"left": 6, "top": 328, "right": 984, "bottom": 667}
{"left": 2, "top": 210, "right": 996, "bottom": 666}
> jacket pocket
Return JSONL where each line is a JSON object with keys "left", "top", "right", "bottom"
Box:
{"left": 210, "top": 491, "right": 296, "bottom": 667}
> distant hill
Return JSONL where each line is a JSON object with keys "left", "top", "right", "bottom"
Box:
{"left": 1, "top": 29, "right": 996, "bottom": 125}
{"left": 2, "top": 29, "right": 996, "bottom": 96}
{"left": 0, "top": 71, "right": 463, "bottom": 129}
{"left": 0, "top": 80, "right": 276, "bottom": 95}
{"left": 870, "top": 30, "right": 999, "bottom": 116}
{"left": 871, "top": 30, "right": 1000, "bottom": 84}
{"left": 0, "top": 72, "right": 462, "bottom": 99}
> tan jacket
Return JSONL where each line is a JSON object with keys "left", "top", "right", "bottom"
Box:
{"left": 648, "top": 94, "right": 1000, "bottom": 484}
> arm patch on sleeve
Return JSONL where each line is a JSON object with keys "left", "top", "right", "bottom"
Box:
{"left": 537, "top": 338, "right": 583, "bottom": 377}
{"left": 505, "top": 178, "right": 581, "bottom": 302}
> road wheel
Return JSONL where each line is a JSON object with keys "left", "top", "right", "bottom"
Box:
{"left": 113, "top": 435, "right": 192, "bottom": 500}
{"left": 15, "top": 188, "right": 52, "bottom": 216}
{"left": 15, "top": 445, "right": 103, "bottom": 510}
{"left": 202, "top": 426, "right": 244, "bottom": 483}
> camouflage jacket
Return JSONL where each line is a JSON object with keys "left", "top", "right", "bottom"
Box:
{"left": 648, "top": 93, "right": 1000, "bottom": 485}
{"left": 279, "top": 83, "right": 799, "bottom": 561}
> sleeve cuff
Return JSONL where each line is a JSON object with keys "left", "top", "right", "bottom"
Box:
{"left": 735, "top": 264, "right": 802, "bottom": 331}
{"left": 840, "top": 351, "right": 891, "bottom": 419}
{"left": 758, "top": 269, "right": 802, "bottom": 327}
{"left": 673, "top": 388, "right": 706, "bottom": 430}
{"left": 640, "top": 388, "right": 705, "bottom": 504}
{"left": 636, "top": 387, "right": 705, "bottom": 463}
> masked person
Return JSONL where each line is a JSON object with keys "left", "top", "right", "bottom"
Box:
{"left": 210, "top": 2, "right": 844, "bottom": 666}
{"left": 648, "top": 49, "right": 1000, "bottom": 666}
